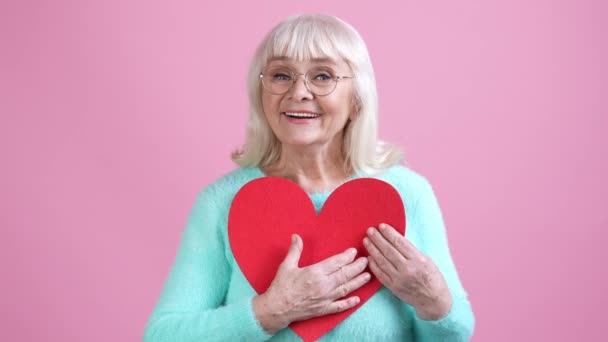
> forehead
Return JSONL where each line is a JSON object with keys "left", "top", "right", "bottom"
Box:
{"left": 267, "top": 56, "right": 345, "bottom": 69}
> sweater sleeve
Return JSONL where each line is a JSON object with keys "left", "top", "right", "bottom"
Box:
{"left": 143, "top": 187, "right": 273, "bottom": 342}
{"left": 410, "top": 180, "right": 476, "bottom": 342}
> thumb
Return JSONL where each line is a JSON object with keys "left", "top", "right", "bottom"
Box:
{"left": 281, "top": 234, "right": 303, "bottom": 268}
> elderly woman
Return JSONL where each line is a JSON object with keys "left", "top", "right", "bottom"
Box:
{"left": 144, "top": 14, "right": 475, "bottom": 341}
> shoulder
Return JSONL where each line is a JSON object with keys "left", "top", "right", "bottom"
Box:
{"left": 368, "top": 164, "right": 439, "bottom": 222}
{"left": 195, "top": 167, "right": 263, "bottom": 209}
{"left": 372, "top": 164, "right": 434, "bottom": 199}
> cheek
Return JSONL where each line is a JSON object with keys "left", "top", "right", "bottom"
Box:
{"left": 262, "top": 93, "right": 280, "bottom": 112}
{"left": 329, "top": 88, "right": 355, "bottom": 117}
{"left": 325, "top": 98, "right": 353, "bottom": 122}
{"left": 261, "top": 94, "right": 270, "bottom": 114}
{"left": 260, "top": 96, "right": 273, "bottom": 123}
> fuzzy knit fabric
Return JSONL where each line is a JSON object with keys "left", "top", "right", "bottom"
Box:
{"left": 144, "top": 165, "right": 475, "bottom": 341}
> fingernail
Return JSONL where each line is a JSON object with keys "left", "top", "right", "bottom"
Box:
{"left": 379, "top": 223, "right": 387, "bottom": 230}
{"left": 363, "top": 273, "right": 371, "bottom": 281}
{"left": 292, "top": 234, "right": 296, "bottom": 243}
{"left": 367, "top": 227, "right": 375, "bottom": 235}
{"left": 353, "top": 296, "right": 360, "bottom": 304}
{"left": 363, "top": 237, "right": 369, "bottom": 245}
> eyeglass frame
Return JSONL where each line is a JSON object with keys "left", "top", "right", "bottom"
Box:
{"left": 259, "top": 67, "right": 355, "bottom": 97}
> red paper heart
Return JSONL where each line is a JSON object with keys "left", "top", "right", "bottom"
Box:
{"left": 228, "top": 177, "right": 406, "bottom": 342}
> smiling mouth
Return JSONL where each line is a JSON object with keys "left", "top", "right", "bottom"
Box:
{"left": 282, "top": 112, "right": 322, "bottom": 119}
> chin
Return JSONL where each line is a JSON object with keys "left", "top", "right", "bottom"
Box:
{"left": 281, "top": 140, "right": 317, "bottom": 147}
{"left": 279, "top": 135, "right": 324, "bottom": 146}
{"left": 275, "top": 132, "right": 315, "bottom": 144}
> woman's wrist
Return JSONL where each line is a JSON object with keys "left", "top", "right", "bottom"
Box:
{"left": 414, "top": 290, "right": 453, "bottom": 321}
{"left": 252, "top": 292, "right": 291, "bottom": 334}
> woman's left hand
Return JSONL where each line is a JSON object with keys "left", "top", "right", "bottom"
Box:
{"left": 363, "top": 223, "right": 453, "bottom": 320}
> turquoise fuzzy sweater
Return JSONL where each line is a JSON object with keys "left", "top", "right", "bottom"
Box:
{"left": 143, "top": 165, "right": 475, "bottom": 341}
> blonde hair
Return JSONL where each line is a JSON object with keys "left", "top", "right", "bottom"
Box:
{"left": 232, "top": 14, "right": 403, "bottom": 175}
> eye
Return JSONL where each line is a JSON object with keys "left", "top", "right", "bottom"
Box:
{"left": 310, "top": 68, "right": 335, "bottom": 83}
{"left": 272, "top": 72, "right": 292, "bottom": 81}
{"left": 265, "top": 67, "right": 293, "bottom": 81}
{"left": 313, "top": 73, "right": 332, "bottom": 81}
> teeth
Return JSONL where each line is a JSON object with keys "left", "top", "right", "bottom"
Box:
{"left": 284, "top": 112, "right": 320, "bottom": 118}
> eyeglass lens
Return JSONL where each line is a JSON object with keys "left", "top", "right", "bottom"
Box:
{"left": 261, "top": 66, "right": 338, "bottom": 96}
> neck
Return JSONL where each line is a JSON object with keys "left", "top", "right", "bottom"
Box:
{"left": 263, "top": 141, "right": 352, "bottom": 194}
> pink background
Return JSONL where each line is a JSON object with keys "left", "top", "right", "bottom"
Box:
{"left": 1, "top": 0, "right": 606, "bottom": 341}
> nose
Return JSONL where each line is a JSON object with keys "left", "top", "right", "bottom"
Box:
{"left": 288, "top": 74, "right": 314, "bottom": 101}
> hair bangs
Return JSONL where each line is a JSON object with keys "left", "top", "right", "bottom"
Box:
{"left": 262, "top": 16, "right": 351, "bottom": 65}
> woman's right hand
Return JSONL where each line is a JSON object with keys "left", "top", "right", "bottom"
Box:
{"left": 252, "top": 234, "right": 371, "bottom": 334}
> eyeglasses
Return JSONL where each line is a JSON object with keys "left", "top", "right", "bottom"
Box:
{"left": 259, "top": 66, "right": 354, "bottom": 96}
